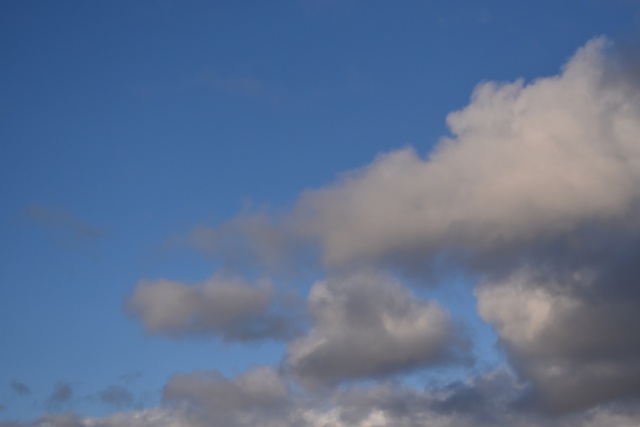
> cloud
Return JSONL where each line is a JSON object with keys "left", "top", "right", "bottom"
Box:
{"left": 176, "top": 36, "right": 640, "bottom": 417}
{"left": 286, "top": 271, "right": 471, "bottom": 387}
{"left": 290, "top": 38, "right": 640, "bottom": 269}
{"left": 189, "top": 211, "right": 306, "bottom": 275}
{"left": 163, "top": 366, "right": 290, "bottom": 426}
{"left": 197, "top": 37, "right": 640, "bottom": 276}
{"left": 25, "top": 205, "right": 106, "bottom": 240}
{"left": 477, "top": 263, "right": 640, "bottom": 413}
{"left": 6, "top": 370, "right": 640, "bottom": 427}
{"left": 0, "top": 409, "right": 187, "bottom": 427}
{"left": 99, "top": 385, "right": 135, "bottom": 409}
{"left": 10, "top": 381, "right": 31, "bottom": 396}
{"left": 46, "top": 383, "right": 73, "bottom": 410}
{"left": 126, "top": 275, "right": 302, "bottom": 342}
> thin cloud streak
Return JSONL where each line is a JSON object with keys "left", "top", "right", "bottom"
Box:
{"left": 25, "top": 205, "right": 106, "bottom": 240}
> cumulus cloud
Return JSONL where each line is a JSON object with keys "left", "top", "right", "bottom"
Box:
{"left": 195, "top": 37, "right": 640, "bottom": 275}
{"left": 94, "top": 36, "right": 640, "bottom": 425}
{"left": 289, "top": 38, "right": 640, "bottom": 269}
{"left": 180, "top": 37, "right": 640, "bottom": 416}
{"left": 477, "top": 264, "right": 640, "bottom": 413}
{"left": 286, "top": 272, "right": 470, "bottom": 386}
{"left": 126, "top": 275, "right": 302, "bottom": 342}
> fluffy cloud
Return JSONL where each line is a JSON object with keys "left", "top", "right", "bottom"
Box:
{"left": 181, "top": 37, "right": 640, "bottom": 416}
{"left": 477, "top": 265, "right": 640, "bottom": 413}
{"left": 126, "top": 275, "right": 301, "bottom": 342}
{"left": 286, "top": 272, "right": 470, "bottom": 386}
{"left": 196, "top": 38, "right": 640, "bottom": 275}
{"left": 290, "top": 38, "right": 640, "bottom": 269}
{"left": 162, "top": 366, "right": 290, "bottom": 426}
{"left": 100, "top": 37, "right": 640, "bottom": 425}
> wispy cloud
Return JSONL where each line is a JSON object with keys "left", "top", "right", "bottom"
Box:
{"left": 98, "top": 385, "right": 135, "bottom": 409}
{"left": 25, "top": 205, "right": 106, "bottom": 240}
{"left": 45, "top": 382, "right": 73, "bottom": 411}
{"left": 10, "top": 381, "right": 30, "bottom": 396}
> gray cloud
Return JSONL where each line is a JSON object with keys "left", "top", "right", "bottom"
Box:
{"left": 98, "top": 385, "right": 135, "bottom": 409}
{"left": 7, "top": 370, "right": 640, "bottom": 427}
{"left": 290, "top": 39, "right": 640, "bottom": 270}
{"left": 195, "top": 37, "right": 640, "bottom": 275}
{"left": 163, "top": 366, "right": 290, "bottom": 426}
{"left": 182, "top": 37, "right": 640, "bottom": 415}
{"left": 46, "top": 383, "right": 73, "bottom": 410}
{"left": 286, "top": 272, "right": 471, "bottom": 387}
{"left": 0, "top": 410, "right": 184, "bottom": 427}
{"left": 10, "top": 381, "right": 30, "bottom": 396}
{"left": 108, "top": 37, "right": 640, "bottom": 423}
{"left": 477, "top": 261, "right": 640, "bottom": 413}
{"left": 126, "top": 275, "right": 302, "bottom": 342}
{"left": 25, "top": 205, "right": 106, "bottom": 240}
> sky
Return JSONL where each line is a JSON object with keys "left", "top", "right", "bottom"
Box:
{"left": 2, "top": 1, "right": 640, "bottom": 426}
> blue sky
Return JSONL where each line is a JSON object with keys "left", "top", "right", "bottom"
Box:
{"left": 2, "top": 1, "right": 640, "bottom": 426}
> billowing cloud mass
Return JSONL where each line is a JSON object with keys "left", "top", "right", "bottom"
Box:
{"left": 291, "top": 38, "right": 640, "bottom": 269}
{"left": 177, "top": 37, "right": 640, "bottom": 419}
{"left": 126, "top": 276, "right": 301, "bottom": 342}
{"left": 477, "top": 261, "right": 640, "bottom": 413}
{"left": 31, "top": 38, "right": 640, "bottom": 426}
{"left": 287, "top": 272, "right": 469, "bottom": 386}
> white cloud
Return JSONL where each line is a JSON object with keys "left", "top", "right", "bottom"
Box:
{"left": 288, "top": 37, "right": 640, "bottom": 268}
{"left": 120, "top": 36, "right": 640, "bottom": 421}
